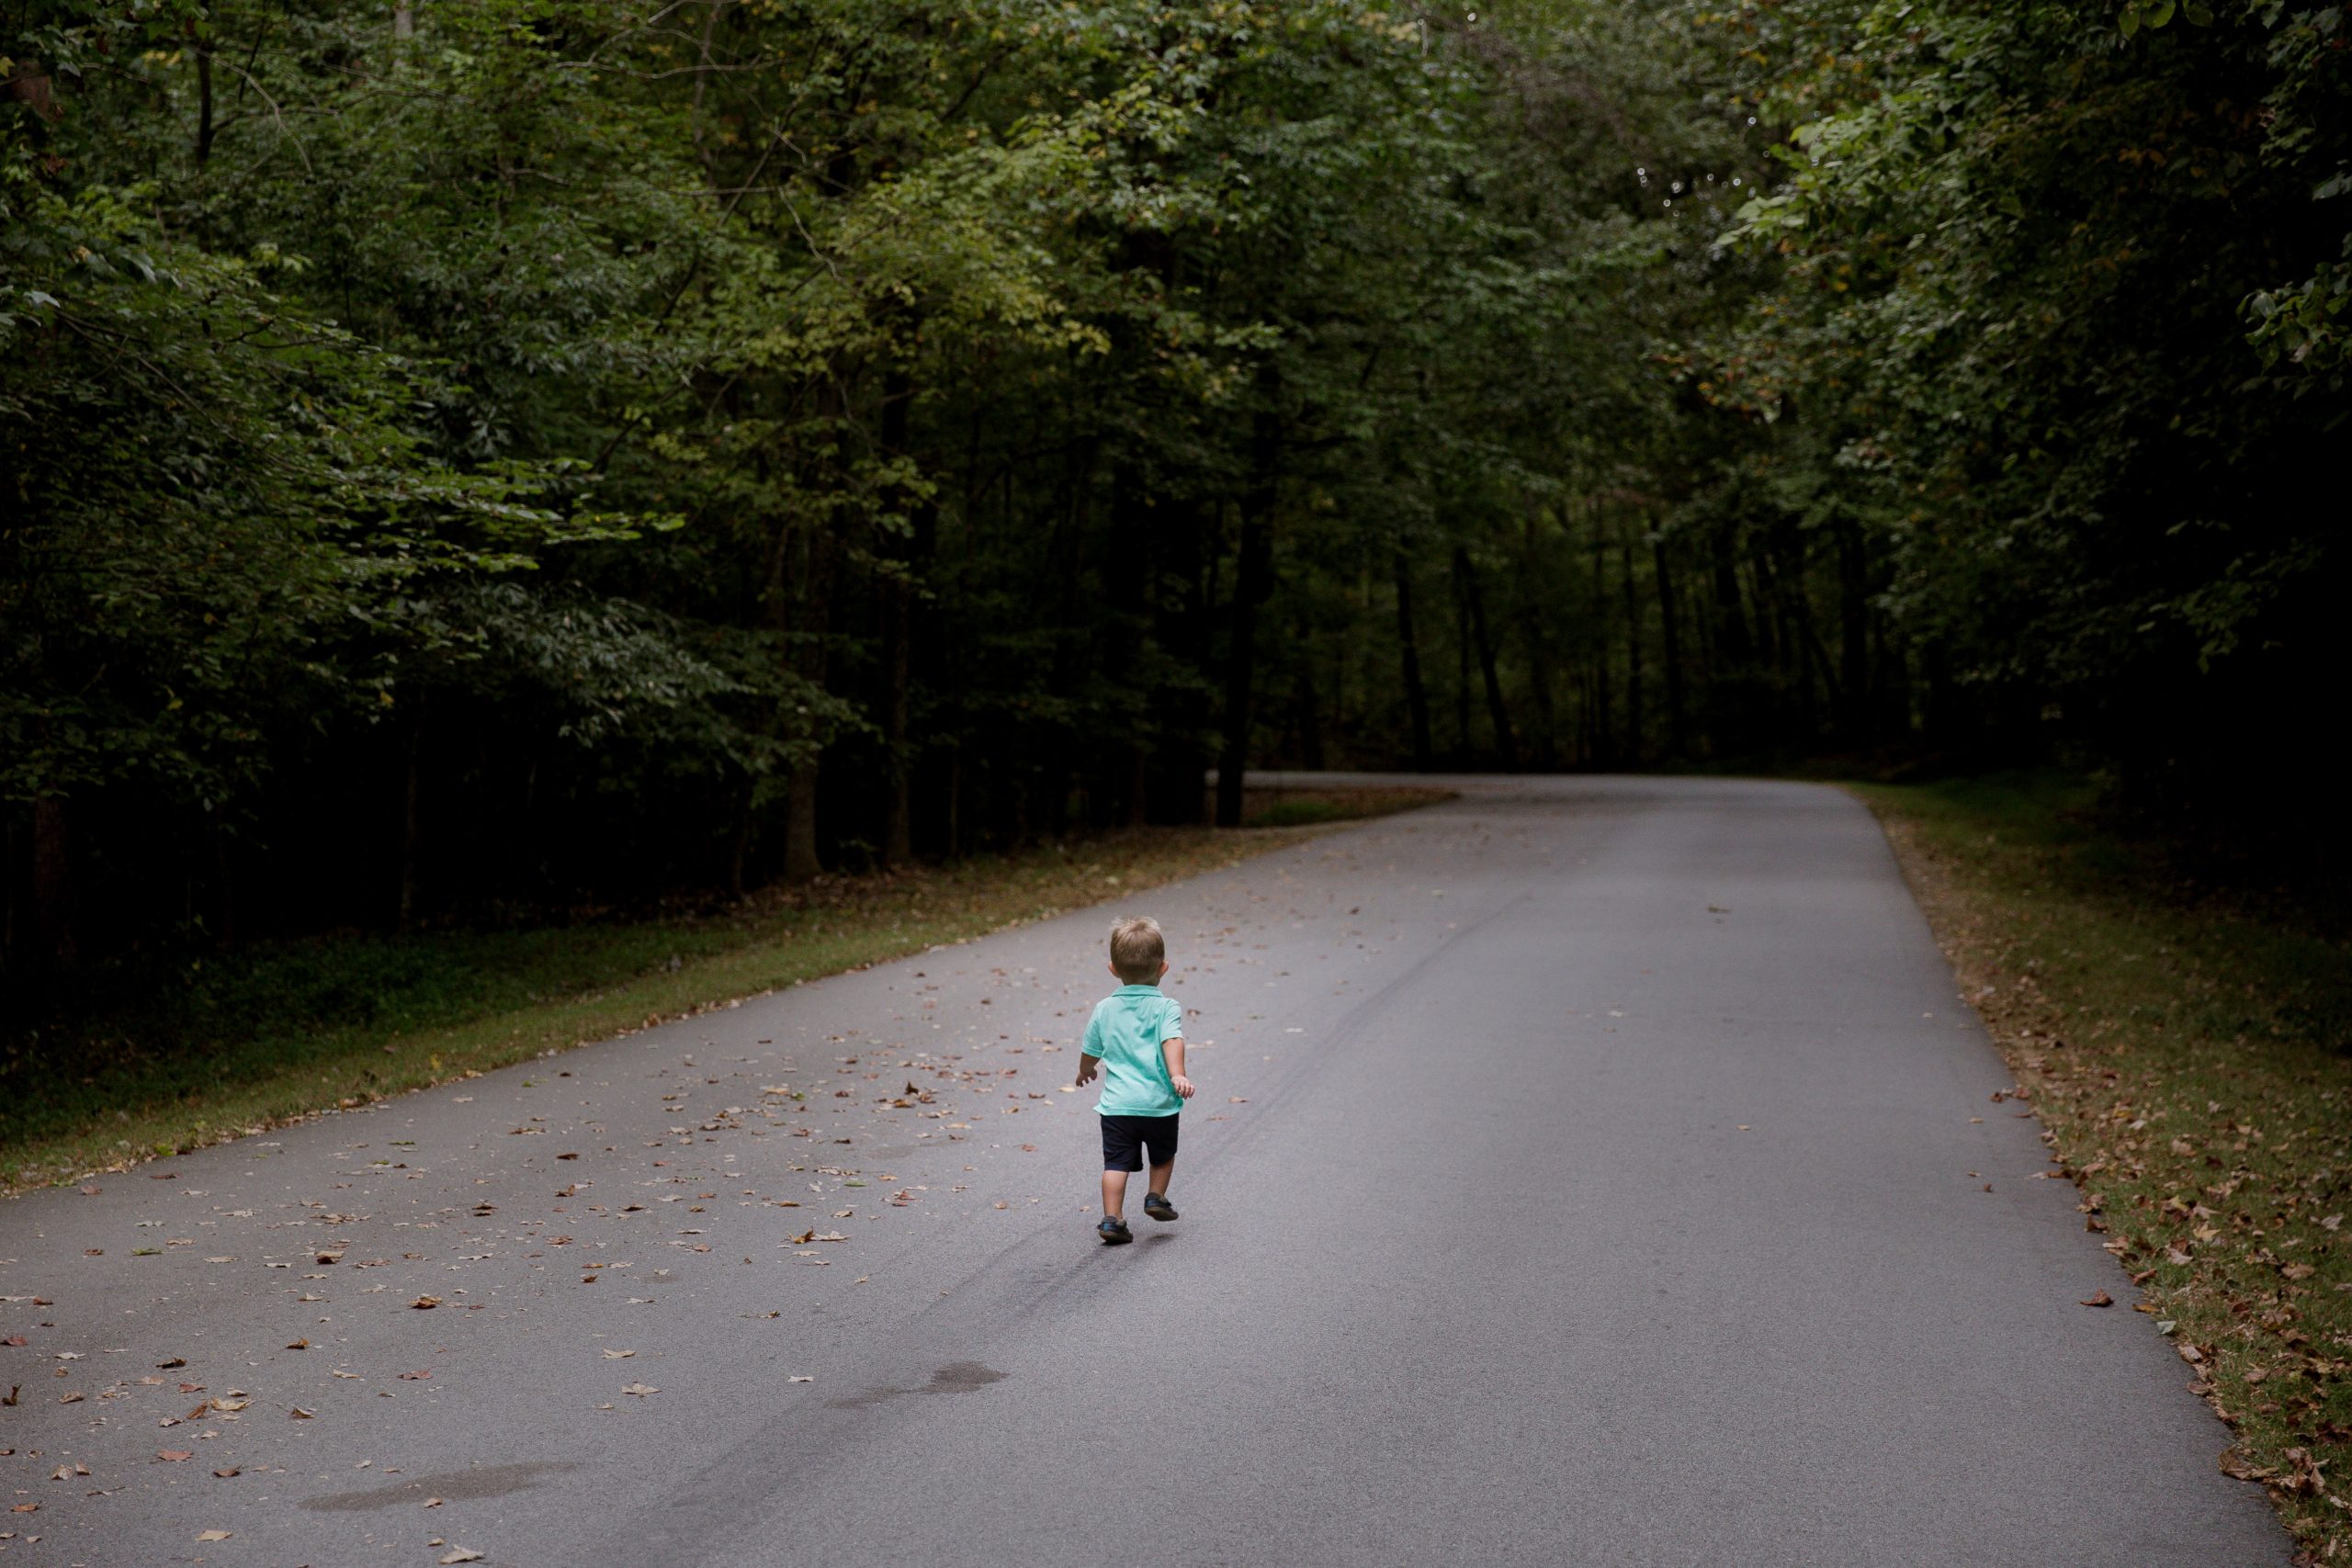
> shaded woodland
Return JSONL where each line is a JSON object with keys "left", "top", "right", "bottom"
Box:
{"left": 6, "top": 0, "right": 2346, "bottom": 968}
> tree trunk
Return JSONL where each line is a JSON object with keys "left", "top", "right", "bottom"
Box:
{"left": 1837, "top": 519, "right": 1871, "bottom": 743}
{"left": 32, "top": 796, "right": 73, "bottom": 963}
{"left": 1216, "top": 380, "right": 1279, "bottom": 828}
{"left": 1589, "top": 504, "right": 1613, "bottom": 766}
{"left": 1653, "top": 536, "right": 1689, "bottom": 758}
{"left": 195, "top": 39, "right": 215, "bottom": 164}
{"left": 1453, "top": 562, "right": 1472, "bottom": 758}
{"left": 878, "top": 367, "right": 918, "bottom": 866}
{"left": 1395, "top": 552, "right": 1434, "bottom": 771}
{"left": 397, "top": 709, "right": 424, "bottom": 932}
{"left": 1454, "top": 546, "right": 1518, "bottom": 769}
{"left": 1295, "top": 645, "right": 1326, "bottom": 772}
{"left": 782, "top": 528, "right": 835, "bottom": 882}
{"left": 1618, "top": 515, "right": 1645, "bottom": 764}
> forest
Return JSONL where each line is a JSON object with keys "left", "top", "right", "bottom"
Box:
{"left": 6, "top": 0, "right": 2348, "bottom": 968}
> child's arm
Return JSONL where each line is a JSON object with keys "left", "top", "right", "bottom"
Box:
{"left": 1161, "top": 1036, "right": 1195, "bottom": 1100}
{"left": 1075, "top": 1053, "right": 1100, "bottom": 1088}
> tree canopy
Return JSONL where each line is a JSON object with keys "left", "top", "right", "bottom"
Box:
{"left": 6, "top": 0, "right": 2345, "bottom": 964}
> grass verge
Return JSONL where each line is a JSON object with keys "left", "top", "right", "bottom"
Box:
{"left": 3, "top": 786, "right": 1450, "bottom": 1197}
{"left": 1856, "top": 773, "right": 2352, "bottom": 1563}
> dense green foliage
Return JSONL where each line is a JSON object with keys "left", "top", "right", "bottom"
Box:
{"left": 5, "top": 0, "right": 2345, "bottom": 969}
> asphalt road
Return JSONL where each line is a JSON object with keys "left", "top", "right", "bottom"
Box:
{"left": 2, "top": 776, "right": 2289, "bottom": 1567}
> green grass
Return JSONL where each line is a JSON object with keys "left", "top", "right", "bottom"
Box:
{"left": 2, "top": 787, "right": 1449, "bottom": 1195}
{"left": 1856, "top": 773, "right": 2352, "bottom": 1559}
{"left": 1243, "top": 784, "right": 1455, "bottom": 829}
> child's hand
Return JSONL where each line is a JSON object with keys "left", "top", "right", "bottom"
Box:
{"left": 1075, "top": 1060, "right": 1097, "bottom": 1088}
{"left": 1170, "top": 1074, "right": 1195, "bottom": 1100}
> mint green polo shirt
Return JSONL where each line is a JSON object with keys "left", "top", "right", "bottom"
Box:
{"left": 1082, "top": 984, "right": 1185, "bottom": 1117}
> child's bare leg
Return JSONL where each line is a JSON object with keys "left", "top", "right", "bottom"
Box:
{"left": 1147, "top": 1157, "right": 1175, "bottom": 1199}
{"left": 1101, "top": 1168, "right": 1129, "bottom": 1219}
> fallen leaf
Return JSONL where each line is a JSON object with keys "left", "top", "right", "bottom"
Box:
{"left": 213, "top": 1467, "right": 240, "bottom": 1478}
{"left": 441, "top": 1549, "right": 485, "bottom": 1564}
{"left": 8, "top": 1503, "right": 37, "bottom": 1514}
{"left": 602, "top": 1349, "right": 635, "bottom": 1359}
{"left": 157, "top": 1357, "right": 186, "bottom": 1370}
{"left": 398, "top": 1371, "right": 432, "bottom": 1381}
{"left": 620, "top": 1382, "right": 659, "bottom": 1397}
{"left": 790, "top": 1375, "right": 814, "bottom": 1383}
{"left": 424, "top": 1496, "right": 443, "bottom": 1507}
{"left": 289, "top": 1405, "right": 314, "bottom": 1419}
{"left": 286, "top": 1338, "right": 310, "bottom": 1350}
{"left": 197, "top": 1529, "right": 232, "bottom": 1541}
{"left": 2080, "top": 1290, "right": 2114, "bottom": 1307}
{"left": 1228, "top": 1097, "right": 1248, "bottom": 1104}
{"left": 411, "top": 1296, "right": 441, "bottom": 1310}
{"left": 157, "top": 1450, "right": 194, "bottom": 1462}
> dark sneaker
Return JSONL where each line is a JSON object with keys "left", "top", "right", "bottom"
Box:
{"left": 1097, "top": 1216, "right": 1132, "bottom": 1246}
{"left": 1143, "top": 1192, "right": 1179, "bottom": 1223}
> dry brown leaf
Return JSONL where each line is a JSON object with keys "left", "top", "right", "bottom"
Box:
{"left": 440, "top": 1549, "right": 484, "bottom": 1564}
{"left": 213, "top": 1467, "right": 240, "bottom": 1479}
{"left": 620, "top": 1382, "right": 659, "bottom": 1397}
{"left": 2079, "top": 1290, "right": 2113, "bottom": 1307}
{"left": 411, "top": 1295, "right": 441, "bottom": 1310}
{"left": 288, "top": 1405, "right": 315, "bottom": 1419}
{"left": 157, "top": 1450, "right": 194, "bottom": 1462}
{"left": 197, "top": 1529, "right": 232, "bottom": 1541}
{"left": 602, "top": 1349, "right": 635, "bottom": 1359}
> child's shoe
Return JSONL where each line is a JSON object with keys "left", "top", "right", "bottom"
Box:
{"left": 1143, "top": 1192, "right": 1179, "bottom": 1223}
{"left": 1097, "top": 1216, "right": 1133, "bottom": 1245}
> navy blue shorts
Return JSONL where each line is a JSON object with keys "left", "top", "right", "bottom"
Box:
{"left": 1100, "top": 1113, "right": 1181, "bottom": 1172}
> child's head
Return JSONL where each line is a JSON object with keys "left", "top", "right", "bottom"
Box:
{"left": 1107, "top": 916, "right": 1168, "bottom": 986}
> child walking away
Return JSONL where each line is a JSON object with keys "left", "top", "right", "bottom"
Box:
{"left": 1076, "top": 916, "right": 1195, "bottom": 1245}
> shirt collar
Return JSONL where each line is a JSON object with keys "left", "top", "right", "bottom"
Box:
{"left": 1114, "top": 984, "right": 1162, "bottom": 996}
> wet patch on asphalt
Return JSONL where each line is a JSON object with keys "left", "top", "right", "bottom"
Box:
{"left": 826, "top": 1360, "right": 1009, "bottom": 1411}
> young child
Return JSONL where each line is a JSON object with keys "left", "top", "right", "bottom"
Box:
{"left": 1075, "top": 915, "right": 1195, "bottom": 1245}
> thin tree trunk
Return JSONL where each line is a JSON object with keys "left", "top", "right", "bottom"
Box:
{"left": 195, "top": 39, "right": 215, "bottom": 164}
{"left": 782, "top": 527, "right": 835, "bottom": 882}
{"left": 1515, "top": 502, "right": 1559, "bottom": 768}
{"left": 1454, "top": 546, "right": 1518, "bottom": 769}
{"left": 1589, "top": 504, "right": 1613, "bottom": 766}
{"left": 878, "top": 367, "right": 918, "bottom": 866}
{"left": 1619, "top": 515, "right": 1645, "bottom": 764}
{"left": 1453, "top": 562, "right": 1472, "bottom": 757}
{"left": 32, "top": 796, "right": 73, "bottom": 963}
{"left": 1216, "top": 395, "right": 1278, "bottom": 828}
{"left": 1295, "top": 645, "right": 1326, "bottom": 772}
{"left": 398, "top": 709, "right": 424, "bottom": 932}
{"left": 1837, "top": 519, "right": 1871, "bottom": 742}
{"left": 1653, "top": 536, "right": 1689, "bottom": 757}
{"left": 1395, "top": 552, "right": 1434, "bottom": 771}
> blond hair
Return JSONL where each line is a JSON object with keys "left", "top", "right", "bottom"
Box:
{"left": 1108, "top": 916, "right": 1166, "bottom": 984}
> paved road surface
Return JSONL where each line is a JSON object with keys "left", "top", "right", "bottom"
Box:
{"left": 2, "top": 776, "right": 2287, "bottom": 1566}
